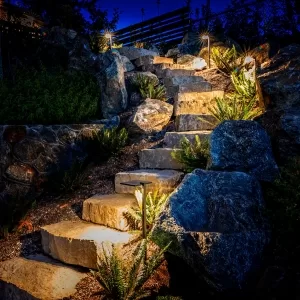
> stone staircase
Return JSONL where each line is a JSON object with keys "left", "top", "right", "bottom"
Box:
{"left": 0, "top": 54, "right": 222, "bottom": 300}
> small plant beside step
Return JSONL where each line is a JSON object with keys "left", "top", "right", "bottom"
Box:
{"left": 171, "top": 135, "right": 210, "bottom": 172}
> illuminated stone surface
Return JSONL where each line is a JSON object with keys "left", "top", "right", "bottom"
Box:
{"left": 41, "top": 221, "right": 134, "bottom": 269}
{"left": 163, "top": 131, "right": 211, "bottom": 148}
{"left": 0, "top": 255, "right": 86, "bottom": 300}
{"left": 115, "top": 169, "right": 183, "bottom": 194}
{"left": 175, "top": 114, "right": 218, "bottom": 132}
{"left": 82, "top": 194, "right": 137, "bottom": 231}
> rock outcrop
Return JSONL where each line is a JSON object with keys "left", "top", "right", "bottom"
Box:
{"left": 95, "top": 51, "right": 128, "bottom": 118}
{"left": 210, "top": 121, "right": 279, "bottom": 182}
{"left": 152, "top": 169, "right": 269, "bottom": 290}
{"left": 117, "top": 47, "right": 159, "bottom": 61}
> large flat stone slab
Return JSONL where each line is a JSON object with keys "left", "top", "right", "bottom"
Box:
{"left": 0, "top": 255, "right": 86, "bottom": 300}
{"left": 175, "top": 114, "right": 218, "bottom": 131}
{"left": 163, "top": 131, "right": 212, "bottom": 148}
{"left": 139, "top": 148, "right": 184, "bottom": 170}
{"left": 115, "top": 169, "right": 184, "bottom": 194}
{"left": 163, "top": 76, "right": 205, "bottom": 87}
{"left": 82, "top": 194, "right": 137, "bottom": 231}
{"left": 174, "top": 90, "right": 224, "bottom": 115}
{"left": 134, "top": 55, "right": 174, "bottom": 67}
{"left": 41, "top": 221, "right": 134, "bottom": 269}
{"left": 166, "top": 82, "right": 212, "bottom": 98}
{"left": 141, "top": 63, "right": 196, "bottom": 78}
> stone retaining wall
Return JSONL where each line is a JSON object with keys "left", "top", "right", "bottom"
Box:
{"left": 0, "top": 124, "right": 103, "bottom": 198}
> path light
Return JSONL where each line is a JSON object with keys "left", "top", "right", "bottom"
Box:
{"left": 104, "top": 32, "right": 113, "bottom": 50}
{"left": 201, "top": 34, "right": 210, "bottom": 69}
{"left": 120, "top": 180, "right": 152, "bottom": 240}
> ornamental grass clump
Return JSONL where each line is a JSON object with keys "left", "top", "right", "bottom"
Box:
{"left": 171, "top": 135, "right": 210, "bottom": 172}
{"left": 92, "top": 239, "right": 169, "bottom": 300}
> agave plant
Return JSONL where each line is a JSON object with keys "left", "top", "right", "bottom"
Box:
{"left": 92, "top": 239, "right": 169, "bottom": 300}
{"left": 171, "top": 135, "right": 210, "bottom": 172}
{"left": 127, "top": 189, "right": 169, "bottom": 230}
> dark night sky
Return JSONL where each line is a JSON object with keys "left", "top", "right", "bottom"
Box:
{"left": 98, "top": 0, "right": 232, "bottom": 29}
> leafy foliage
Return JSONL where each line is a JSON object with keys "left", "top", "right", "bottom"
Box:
{"left": 171, "top": 136, "right": 210, "bottom": 172}
{"left": 92, "top": 239, "right": 169, "bottom": 300}
{"left": 211, "top": 45, "right": 242, "bottom": 74}
{"left": 87, "top": 127, "right": 128, "bottom": 161}
{"left": 231, "top": 71, "right": 257, "bottom": 100}
{"left": 126, "top": 190, "right": 169, "bottom": 230}
{"left": 132, "top": 75, "right": 166, "bottom": 101}
{"left": 89, "top": 33, "right": 122, "bottom": 53}
{"left": 0, "top": 68, "right": 99, "bottom": 124}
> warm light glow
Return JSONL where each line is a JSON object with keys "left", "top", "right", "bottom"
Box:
{"left": 104, "top": 32, "right": 112, "bottom": 39}
{"left": 201, "top": 35, "right": 209, "bottom": 40}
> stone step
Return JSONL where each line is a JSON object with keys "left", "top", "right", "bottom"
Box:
{"left": 175, "top": 114, "right": 218, "bottom": 132}
{"left": 134, "top": 55, "right": 174, "bottom": 67}
{"left": 115, "top": 169, "right": 184, "bottom": 194}
{"left": 163, "top": 131, "right": 212, "bottom": 148}
{"left": 0, "top": 255, "right": 86, "bottom": 300}
{"left": 139, "top": 148, "right": 184, "bottom": 170}
{"left": 174, "top": 90, "right": 224, "bottom": 115}
{"left": 163, "top": 76, "right": 205, "bottom": 87}
{"left": 41, "top": 220, "right": 135, "bottom": 269}
{"left": 166, "top": 82, "right": 212, "bottom": 98}
{"left": 82, "top": 194, "right": 137, "bottom": 231}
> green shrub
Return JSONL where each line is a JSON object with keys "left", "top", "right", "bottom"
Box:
{"left": 132, "top": 74, "right": 166, "bottom": 101}
{"left": 92, "top": 239, "right": 169, "bottom": 300}
{"left": 171, "top": 136, "right": 210, "bottom": 172}
{"left": 211, "top": 45, "right": 243, "bottom": 74}
{"left": 231, "top": 71, "right": 257, "bottom": 100}
{"left": 126, "top": 190, "right": 169, "bottom": 231}
{"left": 88, "top": 127, "right": 128, "bottom": 161}
{"left": 0, "top": 68, "right": 99, "bottom": 124}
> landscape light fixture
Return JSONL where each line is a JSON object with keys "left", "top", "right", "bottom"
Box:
{"left": 104, "top": 32, "right": 113, "bottom": 50}
{"left": 120, "top": 180, "right": 152, "bottom": 240}
{"left": 201, "top": 34, "right": 210, "bottom": 69}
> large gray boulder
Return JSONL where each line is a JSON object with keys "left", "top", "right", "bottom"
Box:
{"left": 152, "top": 169, "right": 269, "bottom": 290}
{"left": 117, "top": 47, "right": 159, "bottom": 61}
{"left": 128, "top": 98, "right": 173, "bottom": 135}
{"left": 210, "top": 121, "right": 279, "bottom": 182}
{"left": 95, "top": 51, "right": 128, "bottom": 118}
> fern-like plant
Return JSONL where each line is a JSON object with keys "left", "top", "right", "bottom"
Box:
{"left": 171, "top": 136, "right": 210, "bottom": 172}
{"left": 231, "top": 71, "right": 256, "bottom": 100}
{"left": 127, "top": 190, "right": 169, "bottom": 231}
{"left": 132, "top": 74, "right": 166, "bottom": 101}
{"left": 211, "top": 45, "right": 243, "bottom": 74}
{"left": 92, "top": 239, "right": 169, "bottom": 300}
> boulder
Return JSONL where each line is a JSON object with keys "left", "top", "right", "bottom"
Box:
{"left": 95, "top": 50, "right": 128, "bottom": 118}
{"left": 210, "top": 121, "right": 279, "bottom": 182}
{"left": 166, "top": 48, "right": 180, "bottom": 59}
{"left": 128, "top": 98, "right": 173, "bottom": 135}
{"left": 134, "top": 55, "right": 173, "bottom": 68}
{"left": 152, "top": 169, "right": 269, "bottom": 290}
{"left": 258, "top": 44, "right": 300, "bottom": 110}
{"left": 121, "top": 55, "right": 135, "bottom": 72}
{"left": 177, "top": 55, "right": 207, "bottom": 70}
{"left": 117, "top": 47, "right": 159, "bottom": 61}
{"left": 125, "top": 71, "right": 159, "bottom": 87}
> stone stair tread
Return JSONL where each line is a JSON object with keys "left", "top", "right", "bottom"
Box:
{"left": 41, "top": 220, "right": 135, "bottom": 269}
{"left": 0, "top": 254, "right": 87, "bottom": 300}
{"left": 164, "top": 76, "right": 205, "bottom": 87}
{"left": 164, "top": 131, "right": 212, "bottom": 148}
{"left": 115, "top": 169, "right": 184, "bottom": 194}
{"left": 82, "top": 194, "right": 137, "bottom": 231}
{"left": 139, "top": 148, "right": 184, "bottom": 170}
{"left": 134, "top": 55, "right": 174, "bottom": 68}
{"left": 175, "top": 114, "right": 218, "bottom": 131}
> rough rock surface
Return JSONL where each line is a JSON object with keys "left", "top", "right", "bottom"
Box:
{"left": 121, "top": 55, "right": 135, "bottom": 72}
{"left": 128, "top": 99, "right": 173, "bottom": 135}
{"left": 175, "top": 114, "right": 218, "bottom": 131}
{"left": 210, "top": 121, "right": 279, "bottom": 182}
{"left": 95, "top": 50, "right": 128, "bottom": 118}
{"left": 134, "top": 55, "right": 173, "bottom": 68}
{"left": 139, "top": 148, "right": 184, "bottom": 170}
{"left": 0, "top": 255, "right": 87, "bottom": 300}
{"left": 177, "top": 54, "right": 207, "bottom": 70}
{"left": 115, "top": 169, "right": 184, "bottom": 194}
{"left": 117, "top": 47, "right": 159, "bottom": 61}
{"left": 41, "top": 221, "right": 134, "bottom": 269}
{"left": 258, "top": 44, "right": 300, "bottom": 110}
{"left": 164, "top": 131, "right": 211, "bottom": 148}
{"left": 82, "top": 194, "right": 138, "bottom": 231}
{"left": 152, "top": 169, "right": 269, "bottom": 290}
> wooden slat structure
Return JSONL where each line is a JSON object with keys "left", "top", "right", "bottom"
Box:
{"left": 115, "top": 6, "right": 191, "bottom": 46}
